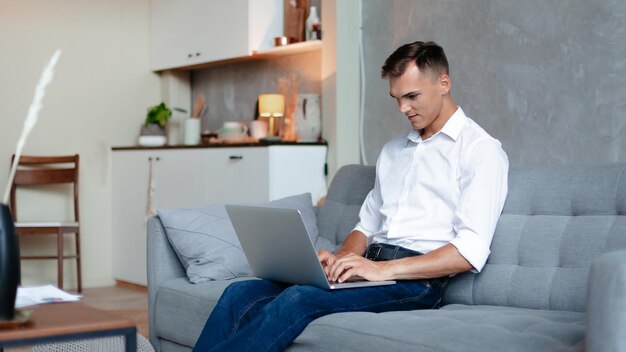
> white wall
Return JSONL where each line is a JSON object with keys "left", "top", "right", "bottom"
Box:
{"left": 321, "top": 0, "right": 362, "bottom": 181}
{"left": 0, "top": 0, "right": 160, "bottom": 288}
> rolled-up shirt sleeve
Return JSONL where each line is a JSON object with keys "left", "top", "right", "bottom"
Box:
{"left": 450, "top": 138, "right": 508, "bottom": 272}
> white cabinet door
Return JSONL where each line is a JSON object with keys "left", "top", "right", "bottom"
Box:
{"left": 150, "top": 0, "right": 282, "bottom": 71}
{"left": 112, "top": 150, "right": 154, "bottom": 286}
{"left": 208, "top": 148, "right": 269, "bottom": 204}
{"left": 268, "top": 146, "right": 328, "bottom": 202}
{"left": 112, "top": 149, "right": 210, "bottom": 286}
{"left": 153, "top": 150, "right": 211, "bottom": 209}
{"left": 149, "top": 0, "right": 189, "bottom": 71}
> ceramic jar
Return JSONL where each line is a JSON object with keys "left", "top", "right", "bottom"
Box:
{"left": 294, "top": 94, "right": 321, "bottom": 142}
{"left": 184, "top": 118, "right": 201, "bottom": 145}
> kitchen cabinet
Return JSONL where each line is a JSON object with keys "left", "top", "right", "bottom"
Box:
{"left": 111, "top": 149, "right": 211, "bottom": 286}
{"left": 207, "top": 148, "right": 269, "bottom": 203}
{"left": 111, "top": 144, "right": 327, "bottom": 286}
{"left": 150, "top": 0, "right": 283, "bottom": 71}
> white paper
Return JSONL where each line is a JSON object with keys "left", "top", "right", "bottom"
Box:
{"left": 15, "top": 285, "right": 81, "bottom": 308}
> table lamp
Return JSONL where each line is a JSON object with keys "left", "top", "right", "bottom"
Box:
{"left": 258, "top": 94, "right": 285, "bottom": 141}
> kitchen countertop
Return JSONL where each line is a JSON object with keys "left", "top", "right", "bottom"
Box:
{"left": 111, "top": 140, "right": 327, "bottom": 151}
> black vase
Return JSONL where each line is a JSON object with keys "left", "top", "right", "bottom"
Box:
{"left": 0, "top": 203, "right": 20, "bottom": 320}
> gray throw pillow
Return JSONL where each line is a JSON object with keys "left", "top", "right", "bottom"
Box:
{"left": 157, "top": 193, "right": 336, "bottom": 283}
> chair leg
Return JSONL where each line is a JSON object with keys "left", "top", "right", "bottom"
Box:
{"left": 57, "top": 229, "right": 63, "bottom": 290}
{"left": 75, "top": 230, "right": 82, "bottom": 293}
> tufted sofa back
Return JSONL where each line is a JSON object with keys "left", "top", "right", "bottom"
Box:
{"left": 320, "top": 163, "right": 626, "bottom": 313}
{"left": 443, "top": 164, "right": 626, "bottom": 312}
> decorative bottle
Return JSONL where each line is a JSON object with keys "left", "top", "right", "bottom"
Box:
{"left": 305, "top": 6, "right": 320, "bottom": 41}
{"left": 0, "top": 204, "right": 20, "bottom": 320}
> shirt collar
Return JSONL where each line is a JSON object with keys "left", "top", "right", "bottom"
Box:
{"left": 406, "top": 107, "right": 467, "bottom": 144}
{"left": 439, "top": 107, "right": 467, "bottom": 141}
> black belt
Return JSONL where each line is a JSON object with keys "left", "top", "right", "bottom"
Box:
{"left": 364, "top": 243, "right": 423, "bottom": 261}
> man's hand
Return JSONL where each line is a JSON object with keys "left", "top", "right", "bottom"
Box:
{"left": 327, "top": 253, "right": 392, "bottom": 283}
{"left": 318, "top": 231, "right": 393, "bottom": 283}
{"left": 317, "top": 250, "right": 392, "bottom": 283}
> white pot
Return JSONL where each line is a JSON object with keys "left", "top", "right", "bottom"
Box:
{"left": 295, "top": 94, "right": 321, "bottom": 142}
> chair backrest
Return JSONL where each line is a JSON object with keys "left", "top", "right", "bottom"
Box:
{"left": 9, "top": 155, "right": 80, "bottom": 222}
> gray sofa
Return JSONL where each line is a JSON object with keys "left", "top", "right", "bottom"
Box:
{"left": 148, "top": 164, "right": 626, "bottom": 352}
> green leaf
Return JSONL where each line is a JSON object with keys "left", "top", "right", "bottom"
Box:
{"left": 145, "top": 102, "right": 172, "bottom": 127}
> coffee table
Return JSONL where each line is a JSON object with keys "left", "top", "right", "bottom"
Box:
{"left": 0, "top": 302, "right": 137, "bottom": 352}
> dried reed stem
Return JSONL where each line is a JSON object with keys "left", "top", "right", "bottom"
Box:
{"left": 2, "top": 50, "right": 61, "bottom": 204}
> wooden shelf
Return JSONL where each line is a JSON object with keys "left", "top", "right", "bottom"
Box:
{"left": 252, "top": 40, "right": 321, "bottom": 57}
{"left": 169, "top": 40, "right": 322, "bottom": 71}
{"left": 112, "top": 139, "right": 328, "bottom": 151}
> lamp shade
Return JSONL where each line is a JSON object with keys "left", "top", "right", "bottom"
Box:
{"left": 258, "top": 94, "right": 285, "bottom": 117}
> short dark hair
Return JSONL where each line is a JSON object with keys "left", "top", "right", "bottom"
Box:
{"left": 381, "top": 41, "right": 449, "bottom": 79}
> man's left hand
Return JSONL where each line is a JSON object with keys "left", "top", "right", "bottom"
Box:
{"left": 327, "top": 253, "right": 392, "bottom": 283}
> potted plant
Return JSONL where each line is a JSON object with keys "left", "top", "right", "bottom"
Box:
{"left": 140, "top": 102, "right": 172, "bottom": 137}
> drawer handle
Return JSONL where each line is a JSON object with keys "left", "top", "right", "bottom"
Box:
{"left": 229, "top": 155, "right": 243, "bottom": 160}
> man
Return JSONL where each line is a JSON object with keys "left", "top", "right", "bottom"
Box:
{"left": 193, "top": 41, "right": 508, "bottom": 352}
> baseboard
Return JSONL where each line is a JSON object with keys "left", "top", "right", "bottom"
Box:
{"left": 115, "top": 279, "right": 147, "bottom": 292}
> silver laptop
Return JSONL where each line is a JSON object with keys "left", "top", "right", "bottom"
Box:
{"left": 225, "top": 205, "right": 396, "bottom": 290}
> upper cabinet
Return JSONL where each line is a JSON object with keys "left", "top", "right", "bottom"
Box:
{"left": 150, "top": 0, "right": 284, "bottom": 71}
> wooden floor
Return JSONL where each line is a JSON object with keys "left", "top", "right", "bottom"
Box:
{"left": 6, "top": 285, "right": 149, "bottom": 351}
{"left": 81, "top": 285, "right": 149, "bottom": 337}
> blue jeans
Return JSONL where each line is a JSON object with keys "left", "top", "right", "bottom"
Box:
{"left": 192, "top": 278, "right": 446, "bottom": 352}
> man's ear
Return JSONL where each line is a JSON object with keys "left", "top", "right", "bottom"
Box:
{"left": 439, "top": 74, "right": 451, "bottom": 95}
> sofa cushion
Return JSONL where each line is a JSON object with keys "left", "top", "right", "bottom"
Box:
{"left": 158, "top": 193, "right": 336, "bottom": 283}
{"left": 289, "top": 304, "right": 585, "bottom": 352}
{"left": 154, "top": 277, "right": 255, "bottom": 348}
{"left": 444, "top": 164, "right": 626, "bottom": 312}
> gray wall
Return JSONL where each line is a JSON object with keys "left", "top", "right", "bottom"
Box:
{"left": 362, "top": 0, "right": 626, "bottom": 167}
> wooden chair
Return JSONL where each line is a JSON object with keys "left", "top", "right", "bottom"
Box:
{"left": 9, "top": 155, "right": 81, "bottom": 292}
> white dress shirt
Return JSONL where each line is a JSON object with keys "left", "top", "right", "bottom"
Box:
{"left": 354, "top": 107, "right": 508, "bottom": 272}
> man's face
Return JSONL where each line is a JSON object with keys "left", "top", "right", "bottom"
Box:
{"left": 389, "top": 62, "right": 450, "bottom": 134}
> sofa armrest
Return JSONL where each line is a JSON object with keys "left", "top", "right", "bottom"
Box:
{"left": 586, "top": 249, "right": 626, "bottom": 352}
{"left": 147, "top": 215, "right": 186, "bottom": 352}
